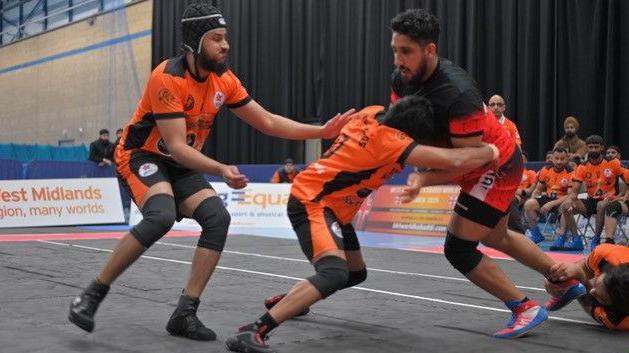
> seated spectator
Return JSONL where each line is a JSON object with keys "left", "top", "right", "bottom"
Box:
{"left": 515, "top": 151, "right": 537, "bottom": 205}
{"left": 606, "top": 145, "right": 622, "bottom": 161}
{"left": 89, "top": 129, "right": 113, "bottom": 166}
{"left": 270, "top": 158, "right": 300, "bottom": 183}
{"left": 557, "top": 135, "right": 626, "bottom": 251}
{"left": 554, "top": 116, "right": 587, "bottom": 163}
{"left": 545, "top": 150, "right": 554, "bottom": 166}
{"left": 524, "top": 148, "right": 573, "bottom": 244}
{"left": 602, "top": 167, "right": 629, "bottom": 244}
{"left": 508, "top": 151, "right": 536, "bottom": 233}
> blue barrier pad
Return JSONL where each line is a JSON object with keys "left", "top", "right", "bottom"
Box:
{"left": 0, "top": 159, "right": 24, "bottom": 180}
{"left": 24, "top": 160, "right": 115, "bottom": 179}
{"left": 0, "top": 143, "right": 89, "bottom": 162}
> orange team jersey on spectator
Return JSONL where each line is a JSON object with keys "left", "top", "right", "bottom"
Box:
{"left": 537, "top": 166, "right": 572, "bottom": 198}
{"left": 572, "top": 158, "right": 625, "bottom": 199}
{"left": 586, "top": 244, "right": 629, "bottom": 331}
{"left": 499, "top": 116, "right": 522, "bottom": 145}
{"left": 271, "top": 169, "right": 299, "bottom": 183}
{"left": 116, "top": 55, "right": 251, "bottom": 160}
{"left": 518, "top": 169, "right": 537, "bottom": 190}
{"left": 291, "top": 105, "right": 417, "bottom": 224}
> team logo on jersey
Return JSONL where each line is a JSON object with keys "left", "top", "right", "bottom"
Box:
{"left": 561, "top": 178, "right": 569, "bottom": 187}
{"left": 138, "top": 163, "right": 158, "bottom": 177}
{"left": 522, "top": 174, "right": 528, "bottom": 182}
{"left": 603, "top": 168, "right": 613, "bottom": 178}
{"left": 184, "top": 95, "right": 195, "bottom": 111}
{"left": 330, "top": 222, "right": 342, "bottom": 237}
{"left": 158, "top": 88, "right": 176, "bottom": 105}
{"left": 213, "top": 91, "right": 225, "bottom": 109}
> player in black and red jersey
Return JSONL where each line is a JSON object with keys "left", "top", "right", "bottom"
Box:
{"left": 388, "top": 9, "right": 567, "bottom": 339}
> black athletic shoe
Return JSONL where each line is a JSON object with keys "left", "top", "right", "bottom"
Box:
{"left": 225, "top": 324, "right": 275, "bottom": 353}
{"left": 263, "top": 293, "right": 310, "bottom": 316}
{"left": 68, "top": 279, "right": 110, "bottom": 332}
{"left": 166, "top": 295, "right": 216, "bottom": 341}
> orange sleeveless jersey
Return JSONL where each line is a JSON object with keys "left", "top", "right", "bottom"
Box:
{"left": 116, "top": 55, "right": 250, "bottom": 160}
{"left": 586, "top": 244, "right": 629, "bottom": 330}
{"left": 573, "top": 158, "right": 625, "bottom": 199}
{"left": 518, "top": 169, "right": 537, "bottom": 190}
{"left": 291, "top": 105, "right": 417, "bottom": 224}
{"left": 537, "top": 166, "right": 572, "bottom": 197}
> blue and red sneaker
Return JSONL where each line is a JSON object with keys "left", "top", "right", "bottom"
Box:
{"left": 494, "top": 300, "right": 548, "bottom": 339}
{"left": 544, "top": 279, "right": 587, "bottom": 311}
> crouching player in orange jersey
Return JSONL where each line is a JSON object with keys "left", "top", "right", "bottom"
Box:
{"left": 545, "top": 244, "right": 629, "bottom": 331}
{"left": 225, "top": 96, "right": 500, "bottom": 353}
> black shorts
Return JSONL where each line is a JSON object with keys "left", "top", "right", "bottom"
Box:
{"left": 535, "top": 195, "right": 560, "bottom": 211}
{"left": 581, "top": 197, "right": 600, "bottom": 217}
{"left": 453, "top": 192, "right": 509, "bottom": 229}
{"left": 287, "top": 196, "right": 360, "bottom": 261}
{"left": 117, "top": 150, "right": 212, "bottom": 209}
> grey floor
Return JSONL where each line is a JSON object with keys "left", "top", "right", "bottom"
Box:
{"left": 1, "top": 230, "right": 627, "bottom": 353}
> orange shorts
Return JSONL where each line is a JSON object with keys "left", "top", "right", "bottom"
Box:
{"left": 287, "top": 196, "right": 360, "bottom": 261}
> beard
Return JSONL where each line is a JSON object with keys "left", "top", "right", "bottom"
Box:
{"left": 196, "top": 51, "right": 228, "bottom": 74}
{"left": 565, "top": 131, "right": 576, "bottom": 138}
{"left": 588, "top": 151, "right": 601, "bottom": 160}
{"left": 400, "top": 59, "right": 429, "bottom": 84}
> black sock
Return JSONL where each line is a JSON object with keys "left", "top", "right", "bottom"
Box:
{"left": 254, "top": 312, "right": 278, "bottom": 336}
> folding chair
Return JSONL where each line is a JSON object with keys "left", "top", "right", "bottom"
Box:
{"left": 614, "top": 215, "right": 628, "bottom": 245}
{"left": 540, "top": 212, "right": 559, "bottom": 238}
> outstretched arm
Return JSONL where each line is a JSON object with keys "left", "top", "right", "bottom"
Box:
{"left": 405, "top": 144, "right": 498, "bottom": 173}
{"left": 398, "top": 144, "right": 498, "bottom": 203}
{"left": 231, "top": 100, "right": 355, "bottom": 140}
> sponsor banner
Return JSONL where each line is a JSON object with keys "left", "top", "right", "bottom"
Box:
{"left": 0, "top": 178, "right": 124, "bottom": 228}
{"left": 130, "top": 182, "right": 292, "bottom": 230}
{"left": 354, "top": 185, "right": 460, "bottom": 237}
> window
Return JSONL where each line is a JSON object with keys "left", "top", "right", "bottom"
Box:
{"left": 47, "top": 0, "right": 70, "bottom": 29}
{"left": 0, "top": 0, "right": 137, "bottom": 46}
{"left": 22, "top": 0, "right": 44, "bottom": 36}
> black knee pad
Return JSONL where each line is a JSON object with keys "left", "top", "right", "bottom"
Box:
{"left": 444, "top": 231, "right": 483, "bottom": 275}
{"left": 193, "top": 196, "right": 231, "bottom": 251}
{"left": 130, "top": 194, "right": 176, "bottom": 248}
{"left": 606, "top": 201, "right": 624, "bottom": 218}
{"left": 307, "top": 256, "right": 349, "bottom": 298}
{"left": 342, "top": 267, "right": 367, "bottom": 289}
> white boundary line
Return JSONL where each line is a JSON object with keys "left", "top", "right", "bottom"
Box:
{"left": 37, "top": 239, "right": 595, "bottom": 326}
{"left": 156, "top": 241, "right": 546, "bottom": 292}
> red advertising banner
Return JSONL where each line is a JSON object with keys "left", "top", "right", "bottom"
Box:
{"left": 354, "top": 185, "right": 460, "bottom": 237}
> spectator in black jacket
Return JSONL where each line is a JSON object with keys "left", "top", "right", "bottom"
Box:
{"left": 89, "top": 129, "right": 113, "bottom": 166}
